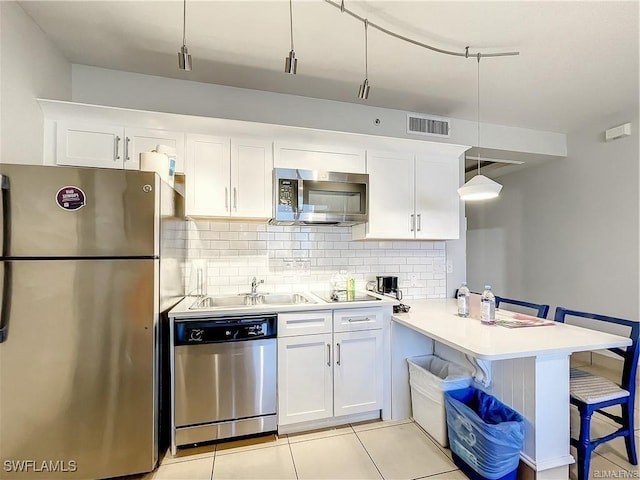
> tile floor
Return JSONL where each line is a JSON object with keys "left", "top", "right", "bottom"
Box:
{"left": 143, "top": 419, "right": 464, "bottom": 480}
{"left": 139, "top": 360, "right": 639, "bottom": 480}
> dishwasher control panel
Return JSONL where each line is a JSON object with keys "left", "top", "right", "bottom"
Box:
{"left": 174, "top": 315, "right": 277, "bottom": 345}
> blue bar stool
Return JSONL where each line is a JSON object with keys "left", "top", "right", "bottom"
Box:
{"left": 495, "top": 296, "right": 550, "bottom": 318}
{"left": 554, "top": 307, "right": 639, "bottom": 480}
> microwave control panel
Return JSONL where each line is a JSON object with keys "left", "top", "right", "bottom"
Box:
{"left": 278, "top": 179, "right": 298, "bottom": 211}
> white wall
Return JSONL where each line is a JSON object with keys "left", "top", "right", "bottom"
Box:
{"left": 0, "top": 2, "right": 71, "bottom": 165}
{"left": 71, "top": 65, "right": 566, "bottom": 160}
{"left": 466, "top": 109, "right": 639, "bottom": 319}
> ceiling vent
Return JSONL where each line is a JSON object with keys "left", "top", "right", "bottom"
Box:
{"left": 406, "top": 113, "right": 450, "bottom": 138}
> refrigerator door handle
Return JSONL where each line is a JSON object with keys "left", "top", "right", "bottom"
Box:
{"left": 0, "top": 262, "right": 12, "bottom": 343}
{"left": 0, "top": 175, "right": 11, "bottom": 343}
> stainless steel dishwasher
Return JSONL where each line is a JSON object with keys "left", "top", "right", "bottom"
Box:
{"left": 170, "top": 314, "right": 277, "bottom": 453}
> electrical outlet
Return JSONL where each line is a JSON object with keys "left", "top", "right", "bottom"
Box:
{"left": 408, "top": 273, "right": 418, "bottom": 287}
{"left": 446, "top": 260, "right": 454, "bottom": 274}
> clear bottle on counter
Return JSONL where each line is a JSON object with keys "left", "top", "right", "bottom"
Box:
{"left": 480, "top": 285, "right": 496, "bottom": 325}
{"left": 331, "top": 270, "right": 348, "bottom": 294}
{"left": 457, "top": 282, "right": 470, "bottom": 317}
{"left": 347, "top": 274, "right": 355, "bottom": 298}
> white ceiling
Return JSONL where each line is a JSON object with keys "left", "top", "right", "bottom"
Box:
{"left": 19, "top": 1, "right": 639, "bottom": 134}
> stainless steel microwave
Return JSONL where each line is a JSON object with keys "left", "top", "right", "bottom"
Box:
{"left": 271, "top": 168, "right": 369, "bottom": 226}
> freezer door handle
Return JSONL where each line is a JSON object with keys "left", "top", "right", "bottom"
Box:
{"left": 0, "top": 175, "right": 11, "bottom": 343}
{"left": 1, "top": 174, "right": 9, "bottom": 256}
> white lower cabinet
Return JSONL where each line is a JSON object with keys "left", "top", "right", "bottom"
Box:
{"left": 333, "top": 330, "right": 383, "bottom": 416}
{"left": 277, "top": 333, "right": 333, "bottom": 425}
{"left": 277, "top": 308, "right": 384, "bottom": 428}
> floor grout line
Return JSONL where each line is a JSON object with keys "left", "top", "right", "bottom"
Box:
{"left": 352, "top": 428, "right": 386, "bottom": 480}
{"left": 287, "top": 441, "right": 300, "bottom": 480}
{"left": 211, "top": 441, "right": 217, "bottom": 480}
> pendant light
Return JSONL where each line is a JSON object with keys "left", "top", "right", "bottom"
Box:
{"left": 357, "top": 19, "right": 370, "bottom": 99}
{"left": 284, "top": 0, "right": 298, "bottom": 74}
{"left": 177, "top": 0, "right": 192, "bottom": 71}
{"left": 458, "top": 53, "right": 502, "bottom": 201}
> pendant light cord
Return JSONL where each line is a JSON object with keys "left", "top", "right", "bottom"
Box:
{"left": 289, "top": 0, "right": 295, "bottom": 51}
{"left": 182, "top": 0, "right": 187, "bottom": 46}
{"left": 364, "top": 19, "right": 368, "bottom": 79}
{"left": 477, "top": 53, "right": 481, "bottom": 175}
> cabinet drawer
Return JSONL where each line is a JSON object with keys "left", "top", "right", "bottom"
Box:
{"left": 333, "top": 308, "right": 384, "bottom": 332}
{"left": 278, "top": 311, "right": 333, "bottom": 337}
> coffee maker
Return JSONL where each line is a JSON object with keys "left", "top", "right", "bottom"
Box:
{"left": 376, "top": 276, "right": 402, "bottom": 300}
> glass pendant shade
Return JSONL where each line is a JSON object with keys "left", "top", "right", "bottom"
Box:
{"left": 457, "top": 174, "right": 503, "bottom": 201}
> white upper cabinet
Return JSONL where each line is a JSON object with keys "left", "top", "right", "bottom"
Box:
{"left": 274, "top": 142, "right": 365, "bottom": 173}
{"left": 55, "top": 120, "right": 185, "bottom": 173}
{"left": 414, "top": 153, "right": 460, "bottom": 239}
{"left": 359, "top": 150, "right": 415, "bottom": 239}
{"left": 185, "top": 135, "right": 273, "bottom": 218}
{"left": 185, "top": 134, "right": 231, "bottom": 217}
{"left": 231, "top": 138, "right": 273, "bottom": 218}
{"left": 126, "top": 127, "right": 185, "bottom": 172}
{"left": 56, "top": 121, "right": 123, "bottom": 169}
{"left": 353, "top": 147, "right": 463, "bottom": 240}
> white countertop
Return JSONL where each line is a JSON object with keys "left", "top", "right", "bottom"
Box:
{"left": 169, "top": 291, "right": 397, "bottom": 319}
{"left": 392, "top": 298, "right": 631, "bottom": 360}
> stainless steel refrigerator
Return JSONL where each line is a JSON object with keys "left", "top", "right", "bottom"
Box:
{"left": 0, "top": 164, "right": 185, "bottom": 479}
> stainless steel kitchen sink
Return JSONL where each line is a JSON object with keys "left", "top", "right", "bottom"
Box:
{"left": 261, "top": 293, "right": 313, "bottom": 305}
{"left": 189, "top": 293, "right": 316, "bottom": 309}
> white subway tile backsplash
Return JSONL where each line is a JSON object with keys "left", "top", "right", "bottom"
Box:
{"left": 186, "top": 221, "right": 447, "bottom": 300}
{"left": 209, "top": 222, "right": 231, "bottom": 232}
{"left": 219, "top": 232, "right": 239, "bottom": 241}
{"left": 238, "top": 231, "right": 258, "bottom": 241}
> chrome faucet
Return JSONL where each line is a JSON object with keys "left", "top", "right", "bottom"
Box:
{"left": 250, "top": 277, "right": 264, "bottom": 295}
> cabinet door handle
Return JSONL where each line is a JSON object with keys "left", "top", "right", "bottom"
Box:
{"left": 225, "top": 187, "right": 229, "bottom": 211}
{"left": 115, "top": 136, "right": 121, "bottom": 160}
{"left": 348, "top": 316, "right": 371, "bottom": 323}
{"left": 410, "top": 214, "right": 415, "bottom": 232}
{"left": 336, "top": 342, "right": 341, "bottom": 366}
{"left": 125, "top": 137, "right": 131, "bottom": 162}
{"left": 417, "top": 213, "right": 421, "bottom": 232}
{"left": 233, "top": 187, "right": 237, "bottom": 210}
{"left": 327, "top": 344, "right": 331, "bottom": 366}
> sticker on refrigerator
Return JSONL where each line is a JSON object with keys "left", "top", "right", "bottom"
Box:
{"left": 56, "top": 186, "right": 86, "bottom": 211}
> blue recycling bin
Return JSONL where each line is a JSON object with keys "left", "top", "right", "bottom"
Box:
{"left": 444, "top": 388, "right": 525, "bottom": 480}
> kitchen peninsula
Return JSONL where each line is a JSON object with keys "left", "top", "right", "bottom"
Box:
{"left": 390, "top": 299, "right": 632, "bottom": 480}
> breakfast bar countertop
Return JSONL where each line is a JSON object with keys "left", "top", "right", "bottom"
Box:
{"left": 392, "top": 298, "right": 631, "bottom": 361}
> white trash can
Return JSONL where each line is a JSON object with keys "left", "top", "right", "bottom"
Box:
{"left": 407, "top": 355, "right": 471, "bottom": 447}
